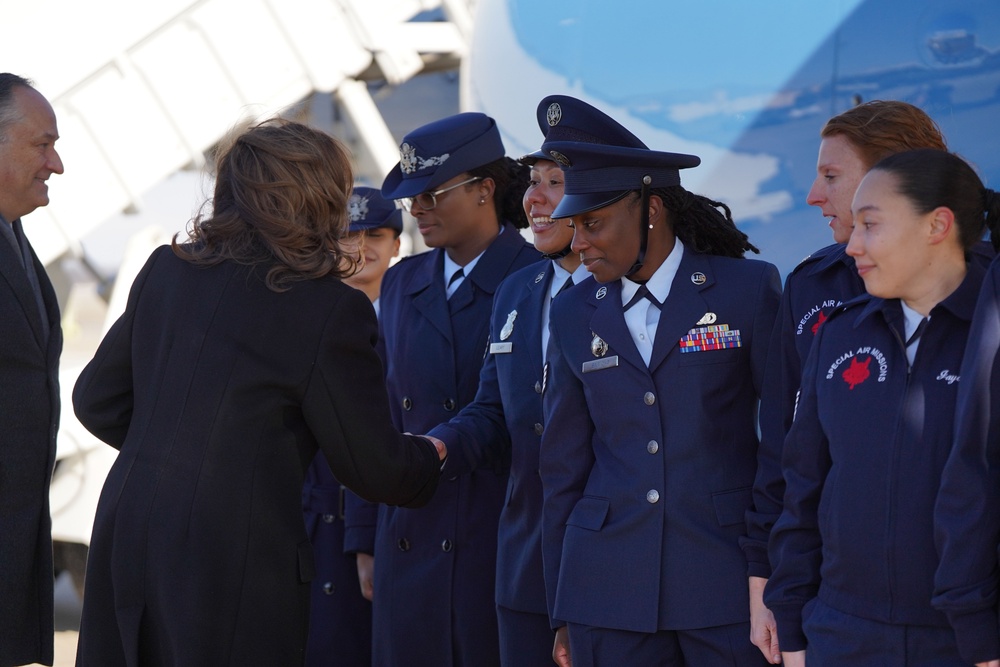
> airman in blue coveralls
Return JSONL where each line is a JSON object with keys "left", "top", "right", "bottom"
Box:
{"left": 538, "top": 99, "right": 780, "bottom": 667}
{"left": 766, "top": 149, "right": 999, "bottom": 666}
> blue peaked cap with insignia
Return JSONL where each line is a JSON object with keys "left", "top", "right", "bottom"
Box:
{"left": 519, "top": 94, "right": 648, "bottom": 165}
{"left": 541, "top": 99, "right": 701, "bottom": 219}
{"left": 347, "top": 186, "right": 403, "bottom": 234}
{"left": 381, "top": 112, "right": 506, "bottom": 200}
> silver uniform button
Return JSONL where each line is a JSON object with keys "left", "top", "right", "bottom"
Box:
{"left": 644, "top": 392, "right": 655, "bottom": 406}
{"left": 646, "top": 490, "right": 660, "bottom": 503}
{"left": 647, "top": 440, "right": 659, "bottom": 454}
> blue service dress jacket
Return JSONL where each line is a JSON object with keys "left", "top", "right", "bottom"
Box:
{"left": 343, "top": 224, "right": 540, "bottom": 667}
{"left": 744, "top": 243, "right": 863, "bottom": 576}
{"left": 72, "top": 247, "right": 442, "bottom": 667}
{"left": 766, "top": 260, "right": 988, "bottom": 652}
{"left": 428, "top": 259, "right": 558, "bottom": 618}
{"left": 934, "top": 256, "right": 1000, "bottom": 664}
{"left": 541, "top": 251, "right": 781, "bottom": 633}
{"left": 0, "top": 223, "right": 62, "bottom": 667}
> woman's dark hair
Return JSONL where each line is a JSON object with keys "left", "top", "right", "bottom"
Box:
{"left": 172, "top": 118, "right": 357, "bottom": 291}
{"left": 469, "top": 156, "right": 531, "bottom": 229}
{"left": 631, "top": 186, "right": 759, "bottom": 259}
{"left": 870, "top": 148, "right": 1000, "bottom": 252}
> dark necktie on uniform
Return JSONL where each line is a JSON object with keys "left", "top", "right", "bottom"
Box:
{"left": 905, "top": 317, "right": 929, "bottom": 348}
{"left": 624, "top": 284, "right": 662, "bottom": 311}
{"left": 12, "top": 220, "right": 50, "bottom": 342}
{"left": 555, "top": 276, "right": 574, "bottom": 297}
{"left": 447, "top": 267, "right": 465, "bottom": 299}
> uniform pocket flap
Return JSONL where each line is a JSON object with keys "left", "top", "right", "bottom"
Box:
{"left": 566, "top": 496, "right": 610, "bottom": 531}
{"left": 712, "top": 487, "right": 752, "bottom": 527}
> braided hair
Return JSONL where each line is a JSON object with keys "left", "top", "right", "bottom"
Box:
{"left": 635, "top": 186, "right": 759, "bottom": 259}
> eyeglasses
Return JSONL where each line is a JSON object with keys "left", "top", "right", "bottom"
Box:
{"left": 403, "top": 176, "right": 483, "bottom": 211}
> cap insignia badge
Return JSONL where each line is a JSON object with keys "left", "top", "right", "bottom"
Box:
{"left": 547, "top": 102, "right": 563, "bottom": 126}
{"left": 347, "top": 194, "right": 369, "bottom": 222}
{"left": 549, "top": 150, "right": 571, "bottom": 167}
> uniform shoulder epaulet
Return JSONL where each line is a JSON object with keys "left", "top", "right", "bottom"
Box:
{"left": 789, "top": 242, "right": 847, "bottom": 276}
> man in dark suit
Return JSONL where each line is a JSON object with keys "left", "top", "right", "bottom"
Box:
{"left": 0, "top": 73, "right": 65, "bottom": 667}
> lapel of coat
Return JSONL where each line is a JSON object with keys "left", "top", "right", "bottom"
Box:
{"left": 450, "top": 223, "right": 528, "bottom": 315}
{"left": 408, "top": 249, "right": 454, "bottom": 345}
{"left": 0, "top": 227, "right": 46, "bottom": 347}
{"left": 586, "top": 280, "right": 646, "bottom": 373}
{"left": 513, "top": 262, "right": 551, "bottom": 373}
{"left": 648, "top": 251, "right": 714, "bottom": 374}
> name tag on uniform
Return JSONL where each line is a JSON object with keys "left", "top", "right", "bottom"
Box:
{"left": 489, "top": 342, "right": 513, "bottom": 354}
{"left": 582, "top": 356, "right": 619, "bottom": 373}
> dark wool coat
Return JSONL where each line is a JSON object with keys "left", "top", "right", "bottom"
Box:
{"left": 0, "top": 222, "right": 62, "bottom": 667}
{"left": 72, "top": 246, "right": 440, "bottom": 667}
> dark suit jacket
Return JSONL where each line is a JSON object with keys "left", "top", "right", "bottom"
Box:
{"left": 0, "top": 222, "right": 62, "bottom": 667}
{"left": 541, "top": 251, "right": 780, "bottom": 632}
{"left": 344, "top": 224, "right": 540, "bottom": 667}
{"left": 72, "top": 246, "right": 440, "bottom": 667}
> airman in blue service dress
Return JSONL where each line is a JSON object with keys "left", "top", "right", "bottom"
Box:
{"left": 302, "top": 187, "right": 403, "bottom": 667}
{"left": 538, "top": 99, "right": 780, "bottom": 666}
{"left": 343, "top": 113, "right": 540, "bottom": 667}
{"left": 426, "top": 95, "right": 638, "bottom": 666}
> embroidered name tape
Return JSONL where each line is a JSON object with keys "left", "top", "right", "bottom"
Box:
{"left": 679, "top": 324, "right": 742, "bottom": 353}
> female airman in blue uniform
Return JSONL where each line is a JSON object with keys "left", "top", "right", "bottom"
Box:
{"left": 302, "top": 187, "right": 401, "bottom": 667}
{"left": 765, "top": 149, "right": 1000, "bottom": 666}
{"left": 746, "top": 102, "right": 949, "bottom": 661}
{"left": 538, "top": 100, "right": 781, "bottom": 667}
{"left": 425, "top": 95, "right": 640, "bottom": 666}
{"left": 342, "top": 112, "right": 540, "bottom": 667}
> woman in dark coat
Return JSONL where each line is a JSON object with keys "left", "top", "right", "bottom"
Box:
{"left": 72, "top": 119, "right": 443, "bottom": 667}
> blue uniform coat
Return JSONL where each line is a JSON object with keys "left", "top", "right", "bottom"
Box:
{"left": 745, "top": 244, "right": 862, "bottom": 576}
{"left": 541, "top": 251, "right": 780, "bottom": 632}
{"left": 934, "top": 257, "right": 1000, "bottom": 664}
{"left": 344, "top": 225, "right": 540, "bottom": 667}
{"left": 766, "top": 261, "right": 987, "bottom": 652}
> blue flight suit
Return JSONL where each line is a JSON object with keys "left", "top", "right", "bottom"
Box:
{"left": 302, "top": 457, "right": 371, "bottom": 666}
{"left": 766, "top": 261, "right": 987, "bottom": 664}
{"left": 541, "top": 251, "right": 780, "bottom": 656}
{"left": 934, "top": 256, "right": 1000, "bottom": 664}
{"left": 344, "top": 224, "right": 540, "bottom": 667}
{"left": 744, "top": 243, "right": 863, "bottom": 575}
{"left": 428, "top": 259, "right": 571, "bottom": 666}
